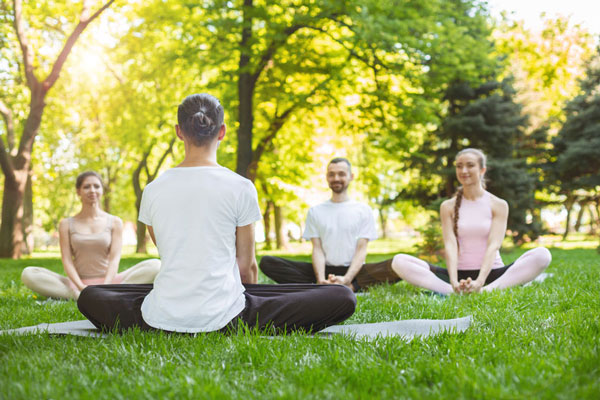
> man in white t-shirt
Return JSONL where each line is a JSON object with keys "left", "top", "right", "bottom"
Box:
{"left": 260, "top": 158, "right": 401, "bottom": 291}
{"left": 78, "top": 94, "right": 355, "bottom": 333}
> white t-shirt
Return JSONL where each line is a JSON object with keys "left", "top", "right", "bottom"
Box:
{"left": 138, "top": 166, "right": 261, "bottom": 333}
{"left": 302, "top": 200, "right": 377, "bottom": 266}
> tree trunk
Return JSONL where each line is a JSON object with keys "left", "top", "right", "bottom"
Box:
{"left": 21, "top": 169, "right": 34, "bottom": 254}
{"left": 0, "top": 169, "right": 28, "bottom": 258}
{"left": 562, "top": 195, "right": 576, "bottom": 241}
{"left": 136, "top": 220, "right": 147, "bottom": 254}
{"left": 103, "top": 166, "right": 112, "bottom": 213}
{"left": 274, "top": 204, "right": 288, "bottom": 250}
{"left": 263, "top": 201, "right": 273, "bottom": 249}
{"left": 588, "top": 205, "right": 597, "bottom": 236}
{"left": 236, "top": 0, "right": 255, "bottom": 180}
{"left": 133, "top": 166, "right": 147, "bottom": 254}
{"left": 378, "top": 206, "right": 388, "bottom": 239}
{"left": 574, "top": 201, "right": 585, "bottom": 232}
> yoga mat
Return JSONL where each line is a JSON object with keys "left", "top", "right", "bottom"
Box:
{"left": 318, "top": 316, "right": 471, "bottom": 340}
{"left": 1, "top": 320, "right": 107, "bottom": 337}
{"left": 1, "top": 316, "right": 471, "bottom": 340}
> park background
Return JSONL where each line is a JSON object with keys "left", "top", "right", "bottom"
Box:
{"left": 0, "top": 0, "right": 599, "bottom": 258}
{"left": 1, "top": 1, "right": 599, "bottom": 399}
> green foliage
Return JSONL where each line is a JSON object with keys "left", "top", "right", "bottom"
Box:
{"left": 551, "top": 48, "right": 600, "bottom": 194}
{"left": 495, "top": 16, "right": 595, "bottom": 131}
{"left": 1, "top": 248, "right": 599, "bottom": 399}
{"left": 414, "top": 215, "right": 444, "bottom": 263}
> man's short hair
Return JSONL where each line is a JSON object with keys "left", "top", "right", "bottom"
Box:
{"left": 177, "top": 93, "right": 224, "bottom": 147}
{"left": 328, "top": 157, "right": 351, "bottom": 172}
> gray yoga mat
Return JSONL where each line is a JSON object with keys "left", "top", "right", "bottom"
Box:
{"left": 318, "top": 316, "right": 472, "bottom": 340}
{"left": 1, "top": 319, "right": 107, "bottom": 337}
{"left": 1, "top": 316, "right": 472, "bottom": 340}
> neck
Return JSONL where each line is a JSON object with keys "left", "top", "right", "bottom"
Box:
{"left": 78, "top": 203, "right": 103, "bottom": 218}
{"left": 178, "top": 142, "right": 219, "bottom": 167}
{"left": 331, "top": 191, "right": 349, "bottom": 203}
{"left": 462, "top": 184, "right": 485, "bottom": 200}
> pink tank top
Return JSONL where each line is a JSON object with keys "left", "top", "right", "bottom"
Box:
{"left": 456, "top": 191, "right": 504, "bottom": 270}
{"left": 69, "top": 216, "right": 113, "bottom": 278}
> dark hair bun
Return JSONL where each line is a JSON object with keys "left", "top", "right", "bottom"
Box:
{"left": 191, "top": 111, "right": 214, "bottom": 134}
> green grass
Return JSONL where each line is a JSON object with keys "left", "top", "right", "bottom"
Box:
{"left": 1, "top": 245, "right": 599, "bottom": 399}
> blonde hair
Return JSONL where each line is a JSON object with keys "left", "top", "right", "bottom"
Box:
{"left": 453, "top": 148, "right": 487, "bottom": 245}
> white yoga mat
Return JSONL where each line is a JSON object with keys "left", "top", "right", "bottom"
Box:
{"left": 1, "top": 316, "right": 472, "bottom": 340}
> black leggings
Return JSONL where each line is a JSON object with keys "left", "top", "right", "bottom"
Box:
{"left": 428, "top": 263, "right": 514, "bottom": 285}
{"left": 77, "top": 283, "right": 356, "bottom": 334}
{"left": 259, "top": 256, "right": 400, "bottom": 290}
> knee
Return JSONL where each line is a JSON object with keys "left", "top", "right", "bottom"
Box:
{"left": 258, "top": 256, "right": 276, "bottom": 270}
{"left": 330, "top": 285, "right": 357, "bottom": 315}
{"left": 147, "top": 259, "right": 161, "bottom": 274}
{"left": 391, "top": 254, "right": 410, "bottom": 275}
{"left": 534, "top": 247, "right": 552, "bottom": 270}
{"left": 77, "top": 286, "right": 102, "bottom": 314}
{"left": 21, "top": 267, "right": 39, "bottom": 288}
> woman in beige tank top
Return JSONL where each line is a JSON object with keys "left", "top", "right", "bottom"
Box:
{"left": 21, "top": 171, "right": 161, "bottom": 300}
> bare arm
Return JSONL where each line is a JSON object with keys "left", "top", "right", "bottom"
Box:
{"left": 147, "top": 225, "right": 156, "bottom": 246}
{"left": 310, "top": 238, "right": 329, "bottom": 284}
{"left": 471, "top": 198, "right": 508, "bottom": 291}
{"left": 440, "top": 200, "right": 461, "bottom": 292}
{"left": 104, "top": 216, "right": 123, "bottom": 284}
{"left": 59, "top": 219, "right": 86, "bottom": 291}
{"left": 236, "top": 223, "right": 258, "bottom": 284}
{"left": 331, "top": 238, "right": 368, "bottom": 285}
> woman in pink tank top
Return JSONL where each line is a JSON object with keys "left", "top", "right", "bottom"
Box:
{"left": 21, "top": 171, "right": 161, "bottom": 300}
{"left": 391, "top": 148, "right": 551, "bottom": 295}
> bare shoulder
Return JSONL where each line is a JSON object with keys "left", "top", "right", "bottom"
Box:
{"left": 111, "top": 214, "right": 123, "bottom": 226}
{"left": 488, "top": 193, "right": 509, "bottom": 214}
{"left": 108, "top": 214, "right": 123, "bottom": 230}
{"left": 440, "top": 198, "right": 455, "bottom": 216}
{"left": 58, "top": 218, "right": 70, "bottom": 233}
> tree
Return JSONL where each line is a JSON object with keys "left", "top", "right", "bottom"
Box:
{"left": 0, "top": 0, "right": 114, "bottom": 258}
{"left": 551, "top": 48, "right": 600, "bottom": 237}
{"left": 495, "top": 16, "right": 595, "bottom": 133}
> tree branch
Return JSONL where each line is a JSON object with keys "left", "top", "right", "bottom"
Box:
{"left": 12, "top": 0, "right": 38, "bottom": 89}
{"left": 0, "top": 101, "right": 15, "bottom": 180}
{"left": 0, "top": 99, "right": 16, "bottom": 153}
{"left": 44, "top": 0, "right": 115, "bottom": 90}
{"left": 253, "top": 76, "right": 331, "bottom": 163}
{"left": 149, "top": 137, "right": 176, "bottom": 182}
{"left": 251, "top": 24, "right": 306, "bottom": 83}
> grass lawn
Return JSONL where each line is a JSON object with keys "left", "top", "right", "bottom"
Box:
{"left": 0, "top": 243, "right": 599, "bottom": 399}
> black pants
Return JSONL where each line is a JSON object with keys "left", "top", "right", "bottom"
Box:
{"left": 259, "top": 256, "right": 401, "bottom": 291}
{"left": 77, "top": 283, "right": 356, "bottom": 334}
{"left": 428, "top": 262, "right": 514, "bottom": 285}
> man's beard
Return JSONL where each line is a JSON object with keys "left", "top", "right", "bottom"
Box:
{"left": 329, "top": 182, "right": 348, "bottom": 194}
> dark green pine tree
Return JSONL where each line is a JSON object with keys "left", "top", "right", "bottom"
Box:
{"left": 411, "top": 78, "right": 541, "bottom": 242}
{"left": 551, "top": 49, "right": 600, "bottom": 194}
{"left": 550, "top": 48, "right": 600, "bottom": 246}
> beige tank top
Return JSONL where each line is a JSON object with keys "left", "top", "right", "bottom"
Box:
{"left": 69, "top": 215, "right": 113, "bottom": 279}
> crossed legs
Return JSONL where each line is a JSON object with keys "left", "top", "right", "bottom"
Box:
{"left": 21, "top": 258, "right": 161, "bottom": 300}
{"left": 78, "top": 283, "right": 356, "bottom": 334}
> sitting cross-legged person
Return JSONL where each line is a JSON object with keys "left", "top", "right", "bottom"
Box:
{"left": 21, "top": 171, "right": 160, "bottom": 300}
{"left": 77, "top": 93, "right": 356, "bottom": 334}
